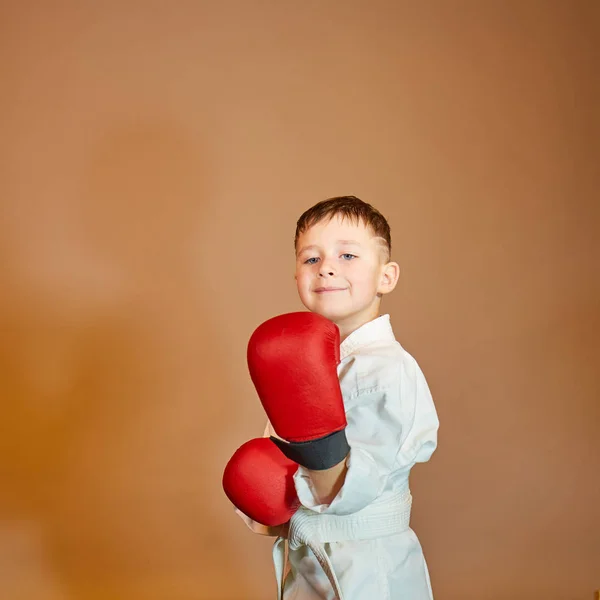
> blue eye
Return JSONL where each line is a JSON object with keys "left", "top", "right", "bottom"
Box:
{"left": 341, "top": 254, "right": 356, "bottom": 260}
{"left": 304, "top": 257, "right": 319, "bottom": 265}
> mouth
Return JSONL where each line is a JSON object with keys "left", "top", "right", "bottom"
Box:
{"left": 313, "top": 287, "right": 347, "bottom": 293}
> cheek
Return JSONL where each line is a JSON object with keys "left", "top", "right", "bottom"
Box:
{"left": 295, "top": 269, "right": 311, "bottom": 289}
{"left": 350, "top": 266, "right": 379, "bottom": 294}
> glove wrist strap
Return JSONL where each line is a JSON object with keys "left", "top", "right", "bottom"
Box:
{"left": 270, "top": 429, "right": 349, "bottom": 471}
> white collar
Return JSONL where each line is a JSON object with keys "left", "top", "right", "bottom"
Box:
{"left": 339, "top": 314, "right": 396, "bottom": 360}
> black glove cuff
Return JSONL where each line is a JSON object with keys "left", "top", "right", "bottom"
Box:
{"left": 270, "top": 429, "right": 350, "bottom": 471}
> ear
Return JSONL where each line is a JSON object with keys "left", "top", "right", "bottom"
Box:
{"left": 377, "top": 261, "right": 400, "bottom": 295}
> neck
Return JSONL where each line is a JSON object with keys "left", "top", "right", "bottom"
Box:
{"left": 335, "top": 304, "right": 381, "bottom": 343}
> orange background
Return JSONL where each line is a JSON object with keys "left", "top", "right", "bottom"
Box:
{"left": 1, "top": 2, "right": 598, "bottom": 599}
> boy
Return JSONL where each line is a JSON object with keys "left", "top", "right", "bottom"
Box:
{"left": 233, "top": 196, "right": 439, "bottom": 599}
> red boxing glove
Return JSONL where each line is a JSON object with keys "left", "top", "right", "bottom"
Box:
{"left": 222, "top": 437, "right": 299, "bottom": 527}
{"left": 247, "top": 312, "right": 350, "bottom": 471}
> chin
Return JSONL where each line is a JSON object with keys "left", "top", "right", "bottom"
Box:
{"left": 311, "top": 307, "right": 351, "bottom": 324}
{"left": 302, "top": 296, "right": 353, "bottom": 323}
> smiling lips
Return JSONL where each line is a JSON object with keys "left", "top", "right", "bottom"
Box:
{"left": 313, "top": 287, "right": 347, "bottom": 293}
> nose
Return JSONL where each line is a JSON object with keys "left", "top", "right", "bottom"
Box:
{"left": 318, "top": 260, "right": 336, "bottom": 277}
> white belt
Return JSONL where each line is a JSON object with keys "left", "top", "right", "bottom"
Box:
{"left": 272, "top": 488, "right": 412, "bottom": 600}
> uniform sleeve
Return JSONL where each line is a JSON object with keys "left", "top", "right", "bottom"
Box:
{"left": 293, "top": 352, "right": 439, "bottom": 515}
{"left": 233, "top": 419, "right": 290, "bottom": 537}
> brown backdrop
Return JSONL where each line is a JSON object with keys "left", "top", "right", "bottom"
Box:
{"left": 1, "top": 1, "right": 598, "bottom": 599}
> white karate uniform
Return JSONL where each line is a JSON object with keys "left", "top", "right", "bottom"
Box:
{"left": 237, "top": 314, "right": 439, "bottom": 599}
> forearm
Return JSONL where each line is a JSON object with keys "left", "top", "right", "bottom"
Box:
{"left": 236, "top": 509, "right": 290, "bottom": 537}
{"left": 306, "top": 454, "right": 349, "bottom": 505}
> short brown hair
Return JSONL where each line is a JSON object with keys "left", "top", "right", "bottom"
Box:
{"left": 295, "top": 196, "right": 392, "bottom": 260}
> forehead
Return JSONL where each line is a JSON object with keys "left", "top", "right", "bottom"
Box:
{"left": 297, "top": 214, "right": 376, "bottom": 245}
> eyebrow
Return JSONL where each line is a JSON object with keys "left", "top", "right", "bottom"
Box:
{"left": 297, "top": 240, "right": 362, "bottom": 255}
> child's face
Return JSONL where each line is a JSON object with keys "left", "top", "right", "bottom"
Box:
{"left": 295, "top": 215, "right": 397, "bottom": 328}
